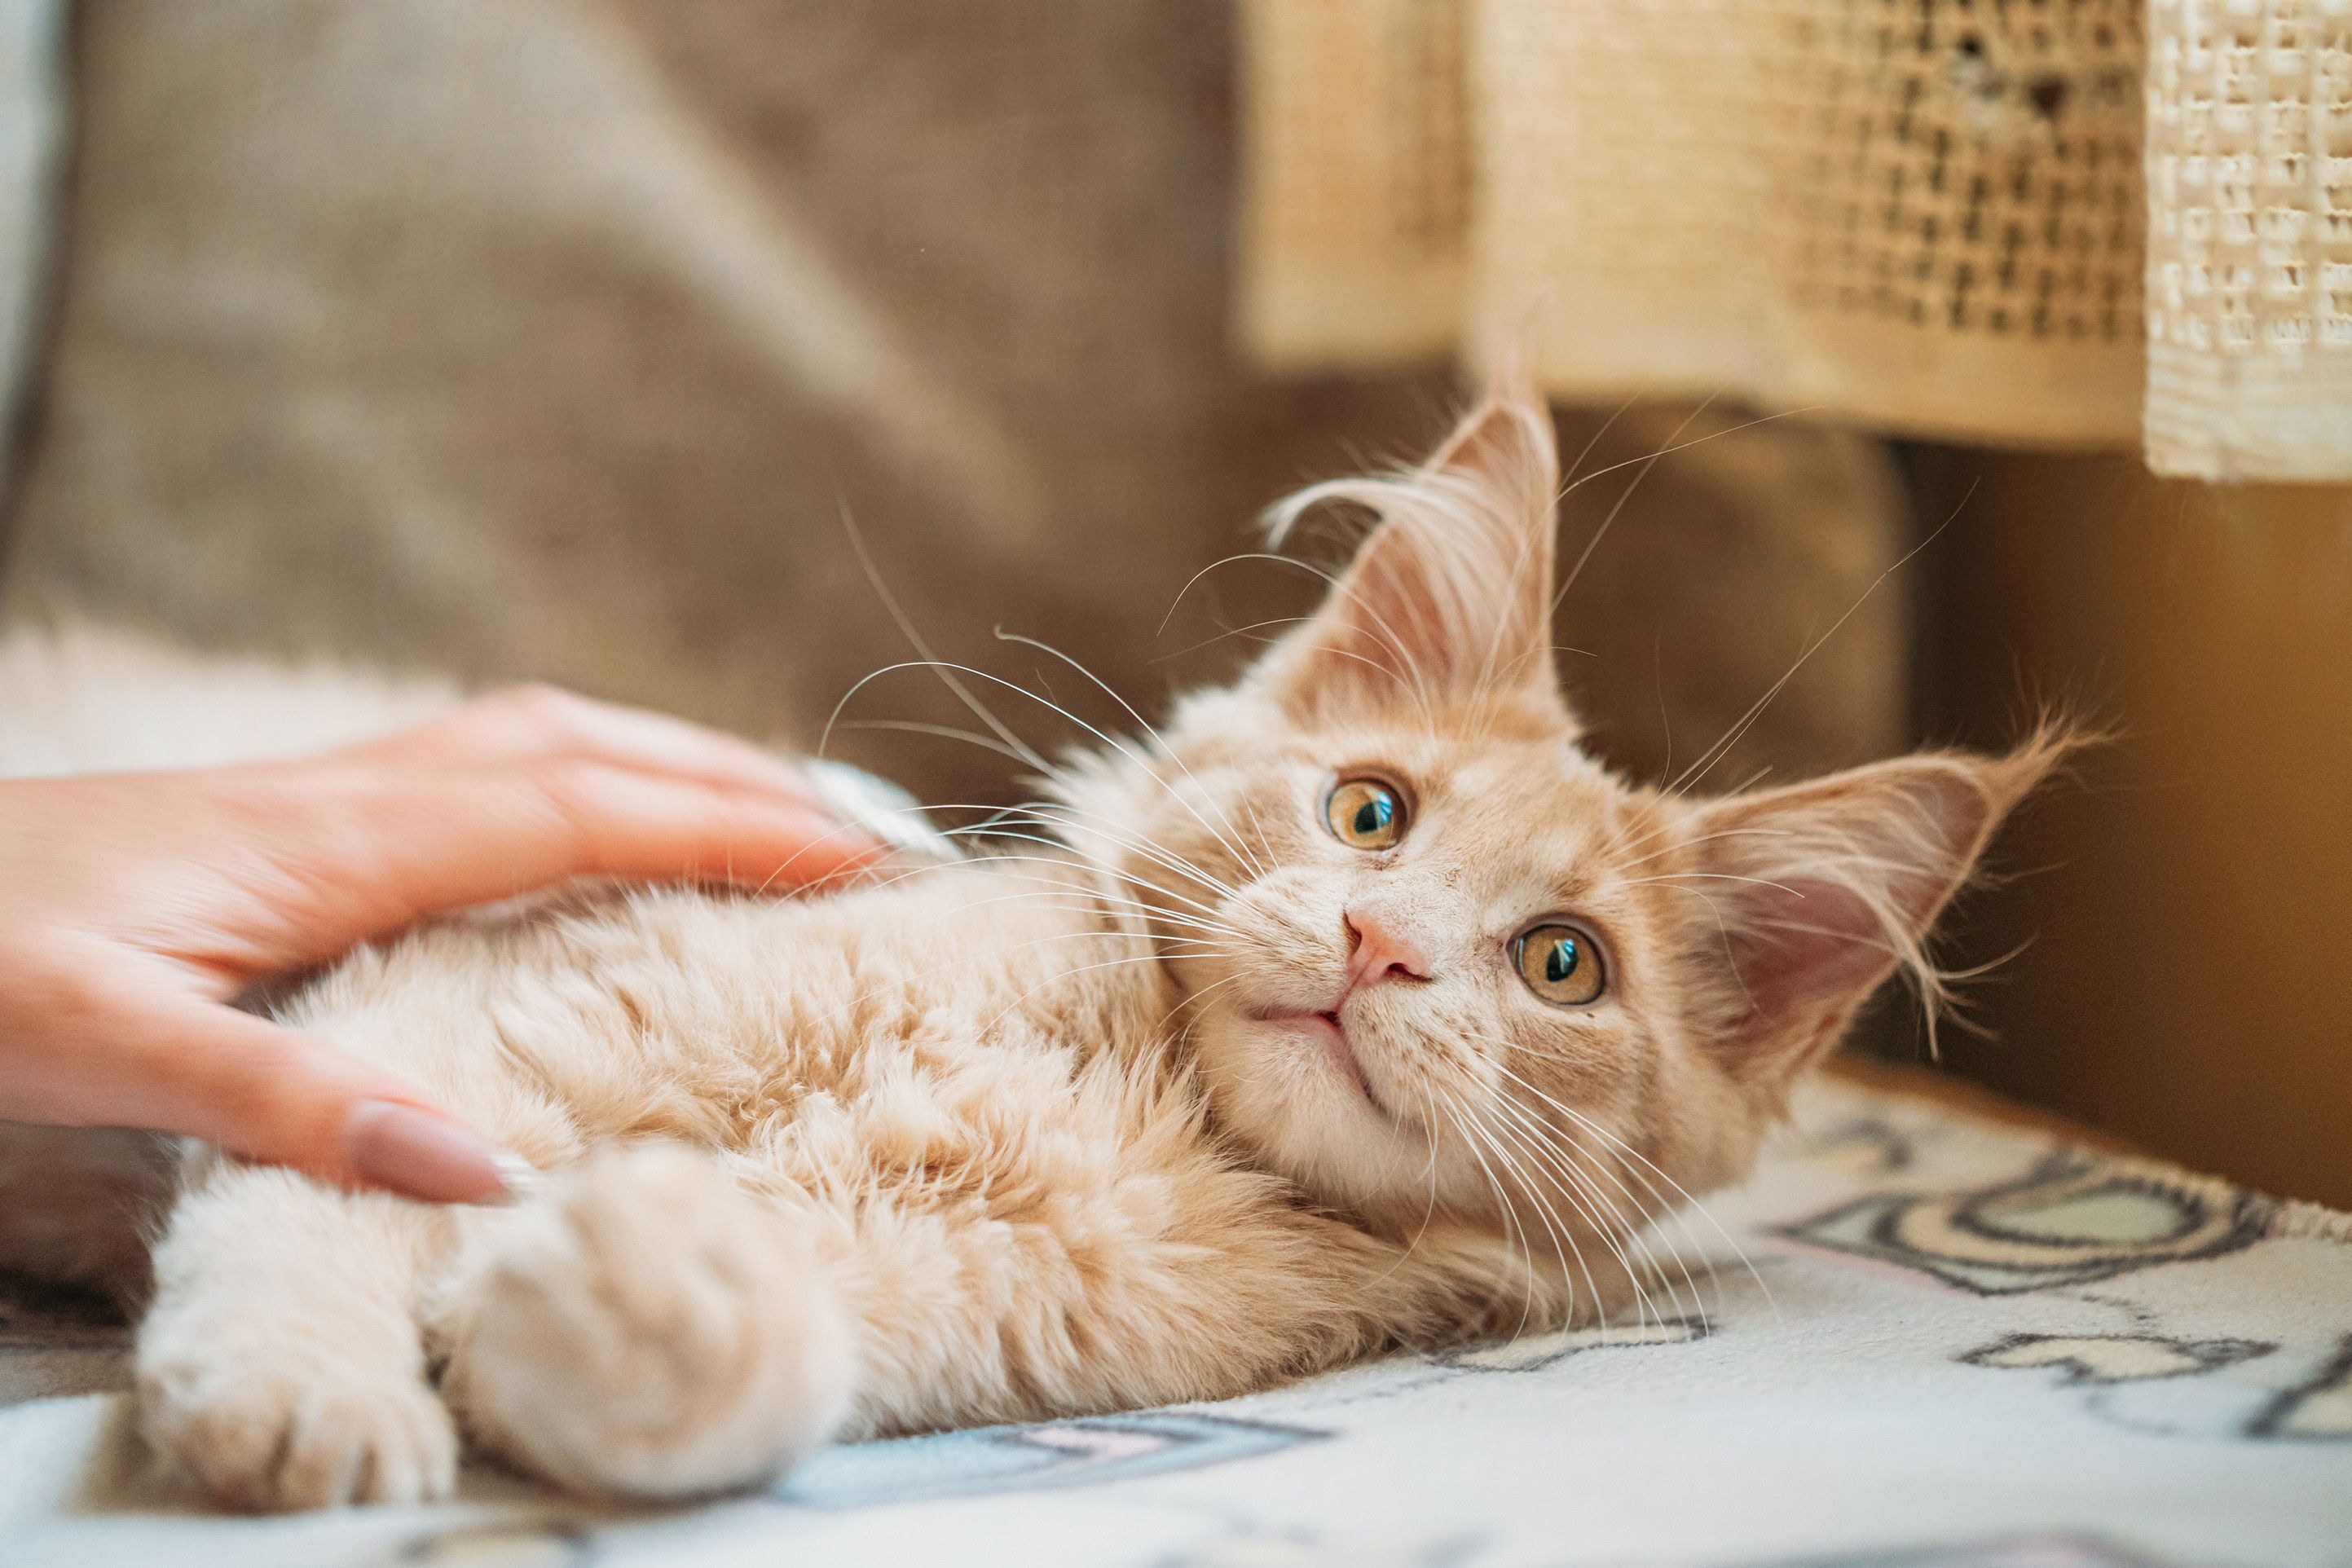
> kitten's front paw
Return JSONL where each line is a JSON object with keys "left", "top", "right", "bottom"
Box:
{"left": 138, "top": 1342, "right": 457, "bottom": 1510}
{"left": 446, "top": 1143, "right": 854, "bottom": 1499}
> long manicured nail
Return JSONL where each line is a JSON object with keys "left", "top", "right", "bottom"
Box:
{"left": 487, "top": 1151, "right": 544, "bottom": 1203}
{"left": 342, "top": 1100, "right": 521, "bottom": 1205}
{"left": 800, "top": 760, "right": 937, "bottom": 855}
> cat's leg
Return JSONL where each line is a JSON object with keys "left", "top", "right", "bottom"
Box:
{"left": 135, "top": 1155, "right": 460, "bottom": 1509}
{"left": 432, "top": 1143, "right": 854, "bottom": 1500}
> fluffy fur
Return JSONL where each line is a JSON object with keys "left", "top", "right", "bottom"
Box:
{"left": 0, "top": 374, "right": 2059, "bottom": 1510}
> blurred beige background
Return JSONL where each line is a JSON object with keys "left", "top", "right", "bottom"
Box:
{"left": 0, "top": 0, "right": 1899, "bottom": 812}
{"left": 1911, "top": 454, "right": 2352, "bottom": 1209}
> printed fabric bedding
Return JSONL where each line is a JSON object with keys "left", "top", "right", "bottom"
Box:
{"left": 0, "top": 1071, "right": 2345, "bottom": 1568}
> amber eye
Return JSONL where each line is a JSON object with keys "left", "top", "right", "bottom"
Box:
{"left": 1325, "top": 777, "right": 1406, "bottom": 851}
{"left": 1514, "top": 923, "right": 1606, "bottom": 1006}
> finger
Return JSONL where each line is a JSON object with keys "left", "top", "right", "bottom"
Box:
{"left": 543, "top": 770, "right": 888, "bottom": 890}
{"left": 338, "top": 764, "right": 886, "bottom": 932}
{"left": 371, "top": 686, "right": 825, "bottom": 805}
{"left": 28, "top": 973, "right": 518, "bottom": 1202}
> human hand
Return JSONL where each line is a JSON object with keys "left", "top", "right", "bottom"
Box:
{"left": 0, "top": 686, "right": 882, "bottom": 1203}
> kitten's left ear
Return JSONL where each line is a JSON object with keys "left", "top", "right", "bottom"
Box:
{"left": 1678, "top": 730, "right": 2070, "bottom": 1083}
{"left": 1255, "top": 362, "right": 1566, "bottom": 720}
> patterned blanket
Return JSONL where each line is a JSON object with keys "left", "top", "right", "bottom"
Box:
{"left": 2, "top": 1073, "right": 2345, "bottom": 1568}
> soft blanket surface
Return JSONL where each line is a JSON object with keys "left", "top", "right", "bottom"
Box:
{"left": 2, "top": 1073, "right": 2345, "bottom": 1568}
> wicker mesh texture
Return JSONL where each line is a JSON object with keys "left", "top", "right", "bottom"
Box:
{"left": 2145, "top": 0, "right": 2352, "bottom": 476}
{"left": 1240, "top": 0, "right": 2351, "bottom": 479}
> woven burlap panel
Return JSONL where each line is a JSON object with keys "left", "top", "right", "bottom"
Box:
{"left": 2145, "top": 0, "right": 2352, "bottom": 480}
{"left": 1236, "top": 0, "right": 1470, "bottom": 366}
{"left": 1240, "top": 0, "right": 2351, "bottom": 478}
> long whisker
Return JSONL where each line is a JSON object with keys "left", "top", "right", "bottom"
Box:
{"left": 942, "top": 831, "right": 1241, "bottom": 924}
{"left": 1434, "top": 1089, "right": 1544, "bottom": 1341}
{"left": 1478, "top": 1050, "right": 1773, "bottom": 1317}
{"left": 1552, "top": 393, "right": 1719, "bottom": 614}
{"left": 1476, "top": 1084, "right": 1672, "bottom": 1322}
{"left": 895, "top": 827, "right": 1238, "bottom": 927}
{"left": 1156, "top": 550, "right": 1341, "bottom": 641}
{"left": 958, "top": 892, "right": 1241, "bottom": 949}
{"left": 835, "top": 663, "right": 1255, "bottom": 890}
{"left": 1549, "top": 403, "right": 1826, "bottom": 610}
{"left": 1473, "top": 1094, "right": 1625, "bottom": 1330}
{"left": 1438, "top": 1087, "right": 1571, "bottom": 1341}
{"left": 1487, "top": 1083, "right": 1695, "bottom": 1329}
{"left": 1616, "top": 871, "right": 1807, "bottom": 896}
{"left": 1010, "top": 801, "right": 1249, "bottom": 909}
{"left": 1664, "top": 477, "right": 1977, "bottom": 803}
{"left": 854, "top": 862, "right": 1243, "bottom": 938}
{"left": 1560, "top": 396, "right": 1637, "bottom": 492}
{"left": 994, "top": 629, "right": 1270, "bottom": 881}
{"left": 1365, "top": 1079, "right": 1450, "bottom": 1291}
{"left": 1159, "top": 542, "right": 1442, "bottom": 730}
{"left": 829, "top": 718, "right": 1038, "bottom": 768}
{"left": 1451, "top": 1028, "right": 1731, "bottom": 1314}
{"left": 1609, "top": 824, "right": 1803, "bottom": 874}
{"left": 1148, "top": 613, "right": 1317, "bottom": 667}
{"left": 1257, "top": 509, "right": 1447, "bottom": 727}
{"left": 960, "top": 804, "right": 1241, "bottom": 904}
{"left": 835, "top": 506, "right": 1054, "bottom": 774}
{"left": 1478, "top": 1077, "right": 1698, "bottom": 1328}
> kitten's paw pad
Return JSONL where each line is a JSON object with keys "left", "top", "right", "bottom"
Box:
{"left": 137, "top": 1347, "right": 456, "bottom": 1511}
{"left": 453, "top": 1143, "right": 852, "bottom": 1499}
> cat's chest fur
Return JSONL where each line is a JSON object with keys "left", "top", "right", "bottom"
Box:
{"left": 282, "top": 856, "right": 1214, "bottom": 1191}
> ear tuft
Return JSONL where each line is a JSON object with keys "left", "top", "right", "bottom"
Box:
{"left": 1680, "top": 719, "right": 2081, "bottom": 1081}
{"left": 1257, "top": 366, "right": 1564, "bottom": 720}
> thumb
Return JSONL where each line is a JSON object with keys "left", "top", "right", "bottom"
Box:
{"left": 124, "top": 1003, "right": 523, "bottom": 1204}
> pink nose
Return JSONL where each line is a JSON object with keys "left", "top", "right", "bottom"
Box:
{"left": 1343, "top": 909, "right": 1431, "bottom": 995}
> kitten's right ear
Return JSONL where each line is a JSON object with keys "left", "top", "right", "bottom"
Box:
{"left": 1677, "top": 727, "right": 2072, "bottom": 1084}
{"left": 1251, "top": 361, "right": 1569, "bottom": 725}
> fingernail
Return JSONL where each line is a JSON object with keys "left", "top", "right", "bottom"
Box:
{"left": 799, "top": 759, "right": 947, "bottom": 857}
{"left": 746, "top": 759, "right": 826, "bottom": 808}
{"left": 487, "top": 1151, "right": 545, "bottom": 1203}
{"left": 342, "top": 1100, "right": 526, "bottom": 1205}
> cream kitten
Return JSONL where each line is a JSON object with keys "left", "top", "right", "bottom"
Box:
{"left": 0, "top": 374, "right": 2058, "bottom": 1510}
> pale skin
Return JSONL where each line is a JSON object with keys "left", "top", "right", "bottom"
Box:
{"left": 0, "top": 686, "right": 880, "bottom": 1203}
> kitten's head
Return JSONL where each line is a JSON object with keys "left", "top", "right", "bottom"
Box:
{"left": 1062, "top": 368, "right": 2061, "bottom": 1275}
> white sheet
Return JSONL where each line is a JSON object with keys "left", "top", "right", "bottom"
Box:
{"left": 2, "top": 1073, "right": 2345, "bottom": 1568}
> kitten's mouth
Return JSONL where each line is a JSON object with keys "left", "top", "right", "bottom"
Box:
{"left": 1253, "top": 1006, "right": 1393, "bottom": 1121}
